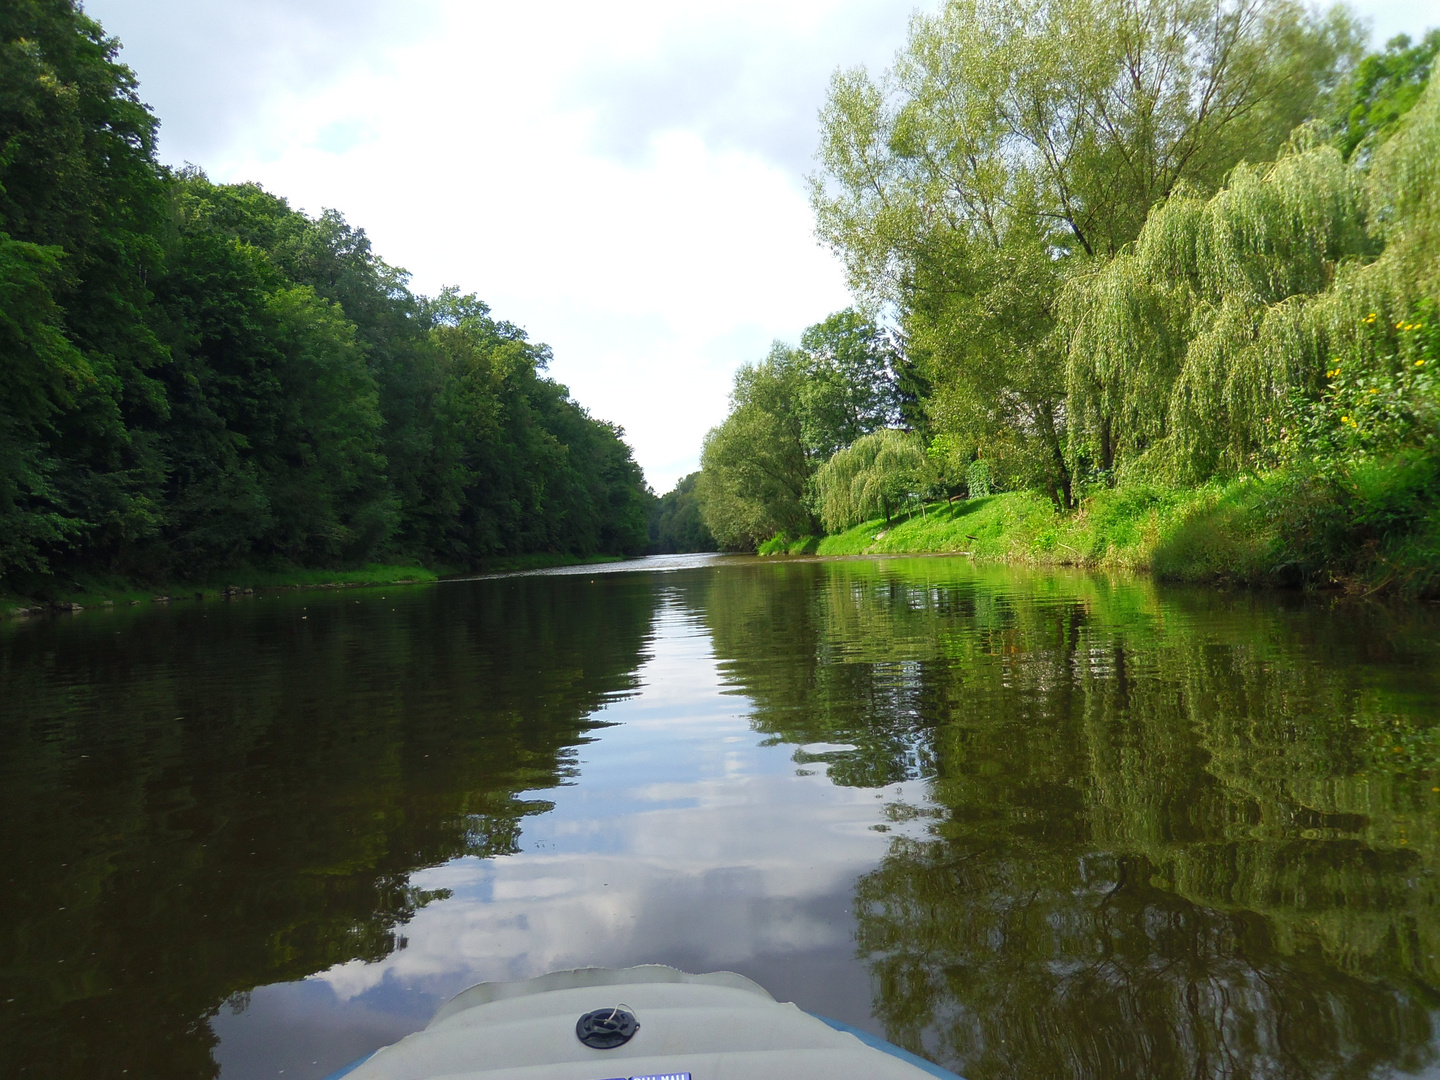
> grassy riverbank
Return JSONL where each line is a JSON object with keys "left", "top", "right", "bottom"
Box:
{"left": 765, "top": 456, "right": 1440, "bottom": 598}
{"left": 2, "top": 553, "right": 631, "bottom": 617}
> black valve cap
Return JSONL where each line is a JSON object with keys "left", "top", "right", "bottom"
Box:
{"left": 576, "top": 1007, "right": 639, "bottom": 1049}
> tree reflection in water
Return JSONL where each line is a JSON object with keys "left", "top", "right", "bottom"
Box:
{"left": 0, "top": 576, "right": 656, "bottom": 1079}
{"left": 5, "top": 558, "right": 1439, "bottom": 1080}
{"left": 696, "top": 559, "right": 1440, "bottom": 1080}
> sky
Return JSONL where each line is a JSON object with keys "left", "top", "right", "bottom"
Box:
{"left": 84, "top": 0, "right": 1429, "bottom": 494}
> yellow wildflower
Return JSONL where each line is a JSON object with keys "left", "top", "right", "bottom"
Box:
{"left": 1369, "top": 388, "right": 1379, "bottom": 393}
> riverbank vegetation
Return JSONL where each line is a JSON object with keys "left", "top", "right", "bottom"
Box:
{"left": 696, "top": 0, "right": 1440, "bottom": 596}
{"left": 646, "top": 472, "right": 718, "bottom": 554}
{"left": 0, "top": 3, "right": 650, "bottom": 605}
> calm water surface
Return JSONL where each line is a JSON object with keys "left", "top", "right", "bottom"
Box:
{"left": 4, "top": 555, "right": 1440, "bottom": 1080}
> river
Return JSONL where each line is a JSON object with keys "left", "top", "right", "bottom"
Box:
{"left": 3, "top": 554, "right": 1439, "bottom": 1080}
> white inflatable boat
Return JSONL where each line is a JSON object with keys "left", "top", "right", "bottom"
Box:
{"left": 325, "top": 965, "right": 961, "bottom": 1080}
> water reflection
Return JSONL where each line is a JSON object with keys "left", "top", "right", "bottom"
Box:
{"left": 2, "top": 557, "right": 1439, "bottom": 1080}
{"left": 0, "top": 576, "right": 657, "bottom": 1078}
{"left": 696, "top": 560, "right": 1440, "bottom": 1079}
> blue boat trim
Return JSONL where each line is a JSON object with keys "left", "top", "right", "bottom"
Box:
{"left": 318, "top": 1051, "right": 376, "bottom": 1080}
{"left": 809, "top": 1014, "right": 965, "bottom": 1080}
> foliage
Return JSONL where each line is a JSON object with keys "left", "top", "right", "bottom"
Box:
{"left": 0, "top": 236, "right": 89, "bottom": 572}
{"left": 1334, "top": 29, "right": 1440, "bottom": 159}
{"left": 648, "top": 472, "right": 717, "bottom": 553}
{"left": 812, "top": 428, "right": 932, "bottom": 531}
{"left": 1061, "top": 141, "right": 1374, "bottom": 478}
{"left": 793, "top": 310, "right": 903, "bottom": 457}
{"left": 756, "top": 533, "right": 821, "bottom": 556}
{"left": 1283, "top": 307, "right": 1438, "bottom": 468}
{"left": 964, "top": 459, "right": 993, "bottom": 498}
{"left": 697, "top": 347, "right": 815, "bottom": 550}
{"left": 1061, "top": 56, "right": 1440, "bottom": 485}
{"left": 697, "top": 310, "right": 908, "bottom": 550}
{"left": 812, "top": 0, "right": 1362, "bottom": 508}
{"left": 0, "top": 4, "right": 649, "bottom": 593}
{"left": 810, "top": 463, "right": 1440, "bottom": 598}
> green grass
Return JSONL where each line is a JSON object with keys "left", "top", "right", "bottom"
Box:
{"left": 3, "top": 563, "right": 441, "bottom": 615}
{"left": 3, "top": 552, "right": 635, "bottom": 618}
{"left": 806, "top": 458, "right": 1440, "bottom": 598}
{"left": 757, "top": 534, "right": 821, "bottom": 556}
{"left": 815, "top": 484, "right": 1273, "bottom": 573}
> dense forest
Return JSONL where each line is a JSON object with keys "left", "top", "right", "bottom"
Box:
{"left": 699, "top": 0, "right": 1440, "bottom": 593}
{"left": 647, "top": 472, "right": 717, "bottom": 554}
{"left": 0, "top": 1, "right": 652, "bottom": 599}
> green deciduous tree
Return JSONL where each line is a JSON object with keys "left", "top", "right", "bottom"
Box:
{"left": 648, "top": 472, "right": 718, "bottom": 553}
{"left": 794, "top": 309, "right": 903, "bottom": 457}
{"left": 1334, "top": 29, "right": 1440, "bottom": 160}
{"left": 697, "top": 310, "right": 910, "bottom": 549}
{"left": 813, "top": 428, "right": 933, "bottom": 531}
{"left": 812, "top": 0, "right": 1363, "bottom": 505}
{"left": 0, "top": 0, "right": 171, "bottom": 577}
{"left": 0, "top": 4, "right": 653, "bottom": 588}
{"left": 698, "top": 347, "right": 815, "bottom": 549}
{"left": 0, "top": 236, "right": 88, "bottom": 572}
{"left": 1060, "top": 62, "right": 1440, "bottom": 481}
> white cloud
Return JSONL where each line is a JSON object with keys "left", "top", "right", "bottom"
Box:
{"left": 299, "top": 597, "right": 932, "bottom": 1005}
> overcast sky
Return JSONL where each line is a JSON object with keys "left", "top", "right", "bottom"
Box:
{"left": 84, "top": 0, "right": 1429, "bottom": 493}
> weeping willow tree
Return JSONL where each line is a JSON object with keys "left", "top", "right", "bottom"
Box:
{"left": 1062, "top": 136, "right": 1372, "bottom": 477}
{"left": 1062, "top": 66, "right": 1440, "bottom": 480}
{"left": 813, "top": 428, "right": 933, "bottom": 531}
{"left": 813, "top": 0, "right": 1364, "bottom": 505}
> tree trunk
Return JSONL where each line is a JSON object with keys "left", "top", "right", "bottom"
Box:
{"left": 1034, "top": 402, "right": 1076, "bottom": 510}
{"left": 1099, "top": 416, "right": 1115, "bottom": 477}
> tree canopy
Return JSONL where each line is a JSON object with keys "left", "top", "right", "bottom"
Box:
{"left": 0, "top": 2, "right": 649, "bottom": 592}
{"left": 813, "top": 428, "right": 932, "bottom": 531}
{"left": 648, "top": 472, "right": 718, "bottom": 553}
{"left": 692, "top": 2, "right": 1438, "bottom": 559}
{"left": 698, "top": 309, "right": 904, "bottom": 549}
{"left": 811, "top": 0, "right": 1365, "bottom": 505}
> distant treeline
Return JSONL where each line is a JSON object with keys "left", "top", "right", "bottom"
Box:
{"left": 647, "top": 472, "right": 716, "bottom": 554}
{"left": 698, "top": 0, "right": 1440, "bottom": 590}
{"left": 1, "top": 2, "right": 650, "bottom": 592}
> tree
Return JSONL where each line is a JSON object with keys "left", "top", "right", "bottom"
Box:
{"left": 427, "top": 290, "right": 649, "bottom": 561}
{"left": 1060, "top": 62, "right": 1440, "bottom": 480}
{"left": 793, "top": 309, "right": 903, "bottom": 458}
{"left": 813, "top": 428, "right": 933, "bottom": 531}
{"left": 0, "top": 237, "right": 88, "bottom": 574}
{"left": 812, "top": 0, "right": 1364, "bottom": 504}
{"left": 0, "top": 0, "right": 171, "bottom": 578}
{"left": 697, "top": 311, "right": 911, "bottom": 549}
{"left": 649, "top": 472, "right": 718, "bottom": 553}
{"left": 1061, "top": 142, "right": 1371, "bottom": 479}
{"left": 698, "top": 347, "right": 816, "bottom": 549}
{"left": 1334, "top": 30, "right": 1440, "bottom": 160}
